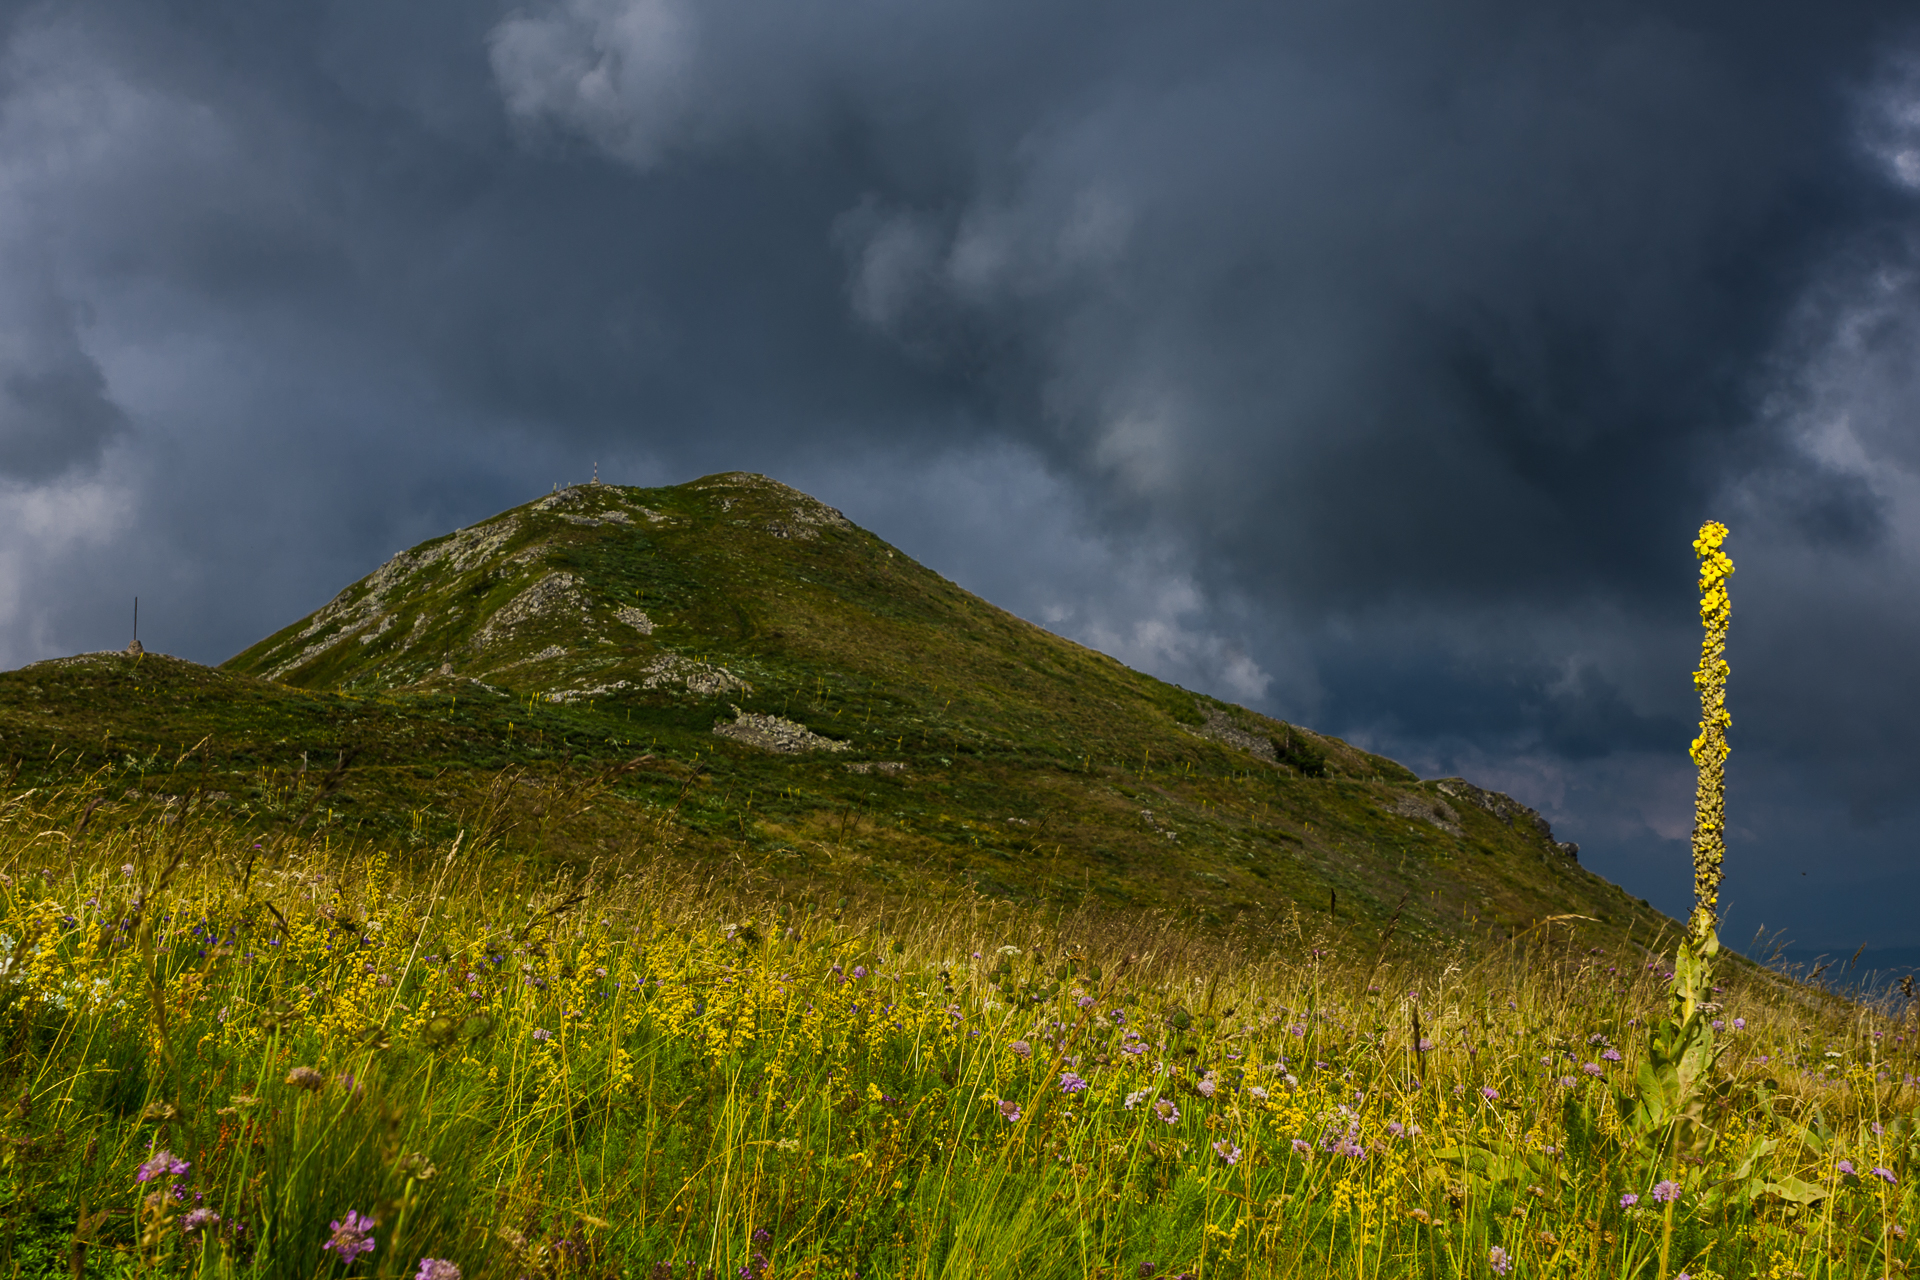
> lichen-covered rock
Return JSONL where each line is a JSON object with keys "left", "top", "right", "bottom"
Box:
{"left": 641, "top": 655, "right": 749, "bottom": 695}
{"left": 1384, "top": 792, "right": 1463, "bottom": 836}
{"left": 712, "top": 707, "right": 850, "bottom": 753}
{"left": 1192, "top": 707, "right": 1277, "bottom": 762}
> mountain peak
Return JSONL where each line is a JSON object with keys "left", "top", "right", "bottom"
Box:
{"left": 0, "top": 469, "right": 1628, "bottom": 945}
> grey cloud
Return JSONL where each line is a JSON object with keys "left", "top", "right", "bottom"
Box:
{"left": 0, "top": 283, "right": 124, "bottom": 480}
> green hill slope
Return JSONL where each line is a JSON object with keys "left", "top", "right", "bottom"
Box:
{"left": 0, "top": 472, "right": 1672, "bottom": 952}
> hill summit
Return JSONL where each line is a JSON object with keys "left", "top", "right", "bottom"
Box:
{"left": 5, "top": 473, "right": 1668, "bottom": 950}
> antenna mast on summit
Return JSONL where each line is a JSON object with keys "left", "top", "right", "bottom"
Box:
{"left": 128, "top": 597, "right": 143, "bottom": 656}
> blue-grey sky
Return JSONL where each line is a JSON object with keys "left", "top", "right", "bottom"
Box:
{"left": 0, "top": 0, "right": 1916, "bottom": 952}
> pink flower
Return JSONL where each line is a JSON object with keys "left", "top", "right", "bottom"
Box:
{"left": 415, "top": 1262, "right": 461, "bottom": 1280}
{"left": 1291, "top": 1138, "right": 1312, "bottom": 1156}
{"left": 323, "top": 1210, "right": 377, "bottom": 1265}
{"left": 997, "top": 1099, "right": 1022, "bottom": 1123}
{"left": 1650, "top": 1180, "right": 1681, "bottom": 1204}
{"left": 136, "top": 1150, "right": 190, "bottom": 1183}
{"left": 1152, "top": 1097, "right": 1180, "bottom": 1125}
{"left": 1489, "top": 1245, "right": 1512, "bottom": 1275}
{"left": 1211, "top": 1139, "right": 1241, "bottom": 1165}
{"left": 1619, "top": 1193, "right": 1638, "bottom": 1209}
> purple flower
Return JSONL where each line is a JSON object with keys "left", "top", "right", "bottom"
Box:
{"left": 1872, "top": 1166, "right": 1898, "bottom": 1185}
{"left": 1008, "top": 1040, "right": 1032, "bottom": 1059}
{"left": 1059, "top": 1072, "right": 1089, "bottom": 1094}
{"left": 1558, "top": 1075, "right": 1577, "bottom": 1088}
{"left": 1619, "top": 1193, "right": 1639, "bottom": 1209}
{"left": 1582, "top": 1062, "right": 1603, "bottom": 1077}
{"left": 1077, "top": 995, "right": 1095, "bottom": 1009}
{"left": 1196, "top": 1075, "right": 1218, "bottom": 1098}
{"left": 181, "top": 1208, "right": 221, "bottom": 1233}
{"left": 1417, "top": 1038, "right": 1435, "bottom": 1052}
{"left": 1837, "top": 1159, "right": 1857, "bottom": 1177}
{"left": 323, "top": 1210, "right": 377, "bottom": 1265}
{"left": 1291, "top": 1138, "right": 1312, "bottom": 1156}
{"left": 1600, "top": 1048, "right": 1623, "bottom": 1063}
{"left": 1212, "top": 1139, "right": 1242, "bottom": 1165}
{"left": 1732, "top": 1018, "right": 1745, "bottom": 1030}
{"left": 1650, "top": 1180, "right": 1681, "bottom": 1204}
{"left": 998, "top": 1100, "right": 1022, "bottom": 1123}
{"left": 852, "top": 966, "right": 867, "bottom": 979}
{"left": 532, "top": 1028, "right": 551, "bottom": 1042}
{"left": 415, "top": 1261, "right": 461, "bottom": 1280}
{"left": 1152, "top": 1097, "right": 1180, "bottom": 1125}
{"left": 1588, "top": 1033, "right": 1608, "bottom": 1046}
{"left": 1480, "top": 1087, "right": 1499, "bottom": 1102}
{"left": 136, "top": 1150, "right": 190, "bottom": 1183}
{"left": 1489, "top": 1245, "right": 1512, "bottom": 1275}
{"left": 1386, "top": 1122, "right": 1405, "bottom": 1138}
{"left": 1121, "top": 1042, "right": 1148, "bottom": 1056}
{"left": 1710, "top": 1020, "right": 1724, "bottom": 1032}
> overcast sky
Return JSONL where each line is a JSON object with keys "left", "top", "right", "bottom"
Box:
{"left": 1, "top": 0, "right": 1917, "bottom": 953}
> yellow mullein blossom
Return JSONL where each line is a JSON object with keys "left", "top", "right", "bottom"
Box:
{"left": 1687, "top": 519, "right": 1733, "bottom": 942}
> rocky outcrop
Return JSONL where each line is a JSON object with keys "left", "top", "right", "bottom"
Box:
{"left": 713, "top": 707, "right": 851, "bottom": 753}
{"left": 1384, "top": 792, "right": 1463, "bottom": 836}
{"left": 1193, "top": 706, "right": 1277, "bottom": 762}
{"left": 1433, "top": 778, "right": 1579, "bottom": 860}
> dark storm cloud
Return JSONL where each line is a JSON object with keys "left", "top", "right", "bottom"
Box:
{"left": 0, "top": 282, "right": 124, "bottom": 480}
{"left": 0, "top": 0, "right": 1916, "bottom": 946}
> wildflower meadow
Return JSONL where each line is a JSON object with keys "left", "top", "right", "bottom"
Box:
{"left": 0, "top": 525, "right": 1909, "bottom": 1279}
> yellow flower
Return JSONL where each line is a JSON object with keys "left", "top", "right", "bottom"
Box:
{"left": 1687, "top": 520, "right": 1733, "bottom": 942}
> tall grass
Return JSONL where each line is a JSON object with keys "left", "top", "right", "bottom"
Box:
{"left": 0, "top": 782, "right": 1911, "bottom": 1280}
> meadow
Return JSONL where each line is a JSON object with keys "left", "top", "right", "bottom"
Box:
{"left": 0, "top": 774, "right": 1910, "bottom": 1280}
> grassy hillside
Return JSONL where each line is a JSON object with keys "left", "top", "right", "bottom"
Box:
{"left": 0, "top": 473, "right": 1670, "bottom": 954}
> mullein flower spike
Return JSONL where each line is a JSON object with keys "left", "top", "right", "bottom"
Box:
{"left": 1687, "top": 520, "right": 1733, "bottom": 944}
